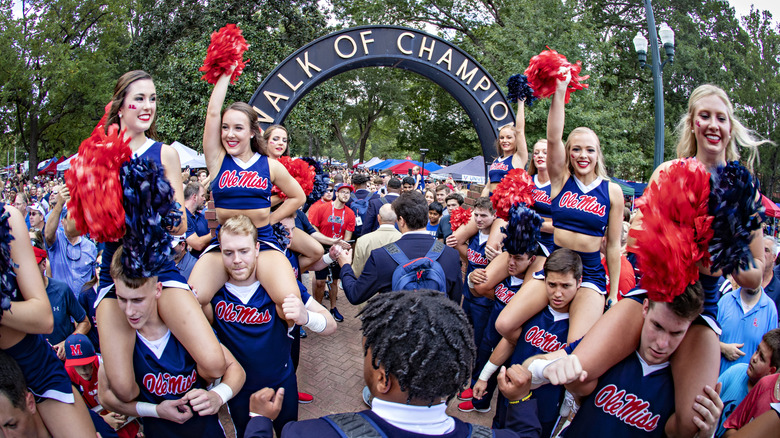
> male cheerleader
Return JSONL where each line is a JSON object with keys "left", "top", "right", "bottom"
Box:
{"left": 98, "top": 248, "right": 245, "bottom": 438}
{"left": 198, "top": 214, "right": 335, "bottom": 437}
{"left": 471, "top": 248, "right": 580, "bottom": 436}
{"left": 530, "top": 282, "right": 723, "bottom": 437}
{"left": 449, "top": 197, "right": 496, "bottom": 392}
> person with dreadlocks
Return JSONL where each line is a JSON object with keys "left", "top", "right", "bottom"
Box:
{"left": 472, "top": 248, "right": 580, "bottom": 436}
{"left": 243, "top": 290, "right": 546, "bottom": 438}
{"left": 458, "top": 205, "right": 540, "bottom": 414}
{"left": 0, "top": 203, "right": 96, "bottom": 437}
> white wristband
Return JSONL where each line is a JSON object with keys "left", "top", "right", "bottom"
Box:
{"left": 467, "top": 273, "right": 475, "bottom": 289}
{"left": 528, "top": 358, "right": 561, "bottom": 387}
{"left": 322, "top": 253, "right": 334, "bottom": 265}
{"left": 304, "top": 310, "right": 327, "bottom": 333}
{"left": 478, "top": 361, "right": 500, "bottom": 382}
{"left": 210, "top": 382, "right": 234, "bottom": 405}
{"left": 136, "top": 401, "right": 160, "bottom": 418}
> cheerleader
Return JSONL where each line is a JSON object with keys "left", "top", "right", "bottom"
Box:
{"left": 564, "top": 84, "right": 770, "bottom": 437}
{"left": 94, "top": 71, "right": 226, "bottom": 403}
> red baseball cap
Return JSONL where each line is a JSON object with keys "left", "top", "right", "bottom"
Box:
{"left": 33, "top": 247, "right": 47, "bottom": 264}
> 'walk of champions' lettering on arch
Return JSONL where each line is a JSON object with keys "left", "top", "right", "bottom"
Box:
{"left": 143, "top": 370, "right": 198, "bottom": 397}
{"left": 593, "top": 384, "right": 662, "bottom": 432}
{"left": 558, "top": 191, "right": 606, "bottom": 217}
{"left": 253, "top": 29, "right": 509, "bottom": 124}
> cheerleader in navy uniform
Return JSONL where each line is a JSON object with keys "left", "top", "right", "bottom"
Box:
{"left": 190, "top": 46, "right": 306, "bottom": 341}
{"left": 473, "top": 248, "right": 579, "bottom": 436}
{"left": 98, "top": 248, "right": 245, "bottom": 438}
{"left": 496, "top": 69, "right": 624, "bottom": 348}
{"left": 460, "top": 205, "right": 540, "bottom": 416}
{"left": 534, "top": 284, "right": 722, "bottom": 438}
{"left": 449, "top": 100, "right": 529, "bottom": 257}
{"left": 262, "top": 124, "right": 330, "bottom": 272}
{"left": 202, "top": 215, "right": 334, "bottom": 437}
{"left": 91, "top": 71, "right": 227, "bottom": 404}
{"left": 567, "top": 84, "right": 770, "bottom": 437}
{"left": 527, "top": 139, "right": 554, "bottom": 273}
{"left": 0, "top": 204, "right": 96, "bottom": 436}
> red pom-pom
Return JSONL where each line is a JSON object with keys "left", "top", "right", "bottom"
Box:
{"left": 628, "top": 159, "right": 713, "bottom": 302}
{"left": 199, "top": 24, "right": 249, "bottom": 85}
{"left": 271, "top": 156, "right": 315, "bottom": 200}
{"left": 524, "top": 47, "right": 589, "bottom": 103}
{"left": 450, "top": 207, "right": 473, "bottom": 232}
{"left": 65, "top": 106, "right": 132, "bottom": 242}
{"left": 490, "top": 169, "right": 536, "bottom": 221}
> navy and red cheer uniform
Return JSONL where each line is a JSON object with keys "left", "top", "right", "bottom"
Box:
{"left": 211, "top": 281, "right": 297, "bottom": 437}
{"left": 562, "top": 352, "right": 674, "bottom": 438}
{"left": 551, "top": 176, "right": 611, "bottom": 295}
{"left": 488, "top": 155, "right": 515, "bottom": 184}
{"left": 462, "top": 233, "right": 492, "bottom": 356}
{"left": 531, "top": 175, "right": 553, "bottom": 256}
{"left": 133, "top": 331, "right": 224, "bottom": 437}
{"left": 507, "top": 306, "right": 569, "bottom": 435}
{"left": 472, "top": 275, "right": 524, "bottom": 413}
{"left": 97, "top": 139, "right": 190, "bottom": 305}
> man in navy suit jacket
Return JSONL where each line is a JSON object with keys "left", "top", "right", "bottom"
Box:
{"left": 362, "top": 177, "right": 402, "bottom": 234}
{"left": 242, "top": 291, "right": 543, "bottom": 438}
{"left": 336, "top": 191, "right": 463, "bottom": 305}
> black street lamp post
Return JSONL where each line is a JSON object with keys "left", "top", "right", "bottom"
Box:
{"left": 633, "top": 1, "right": 675, "bottom": 171}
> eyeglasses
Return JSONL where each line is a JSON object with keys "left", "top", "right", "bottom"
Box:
{"left": 66, "top": 243, "right": 81, "bottom": 262}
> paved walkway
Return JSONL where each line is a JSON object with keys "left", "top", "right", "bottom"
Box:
{"left": 296, "top": 283, "right": 496, "bottom": 427}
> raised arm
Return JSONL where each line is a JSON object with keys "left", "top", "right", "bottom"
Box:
{"left": 546, "top": 69, "right": 572, "bottom": 187}
{"left": 44, "top": 185, "right": 66, "bottom": 248}
{"left": 514, "top": 100, "right": 528, "bottom": 169}
{"left": 1, "top": 205, "right": 52, "bottom": 334}
{"left": 203, "top": 73, "right": 231, "bottom": 177}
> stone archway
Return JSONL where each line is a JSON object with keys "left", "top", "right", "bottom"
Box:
{"left": 248, "top": 25, "right": 514, "bottom": 164}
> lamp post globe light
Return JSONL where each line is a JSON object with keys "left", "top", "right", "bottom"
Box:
{"left": 633, "top": 0, "right": 675, "bottom": 171}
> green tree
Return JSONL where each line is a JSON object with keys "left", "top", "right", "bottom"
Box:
{"left": 0, "top": 0, "right": 130, "bottom": 179}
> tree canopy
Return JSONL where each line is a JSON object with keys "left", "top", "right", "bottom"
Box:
{"left": 0, "top": 0, "right": 777, "bottom": 199}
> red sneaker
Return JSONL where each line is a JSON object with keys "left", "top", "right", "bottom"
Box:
{"left": 457, "top": 388, "right": 473, "bottom": 401}
{"left": 298, "top": 392, "right": 314, "bottom": 404}
{"left": 457, "top": 400, "right": 490, "bottom": 413}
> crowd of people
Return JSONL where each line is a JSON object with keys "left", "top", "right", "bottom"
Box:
{"left": 0, "top": 53, "right": 779, "bottom": 438}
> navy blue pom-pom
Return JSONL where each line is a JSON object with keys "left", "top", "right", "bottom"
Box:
{"left": 120, "top": 158, "right": 183, "bottom": 278}
{"left": 300, "top": 157, "right": 323, "bottom": 175}
{"left": 501, "top": 205, "right": 542, "bottom": 255}
{"left": 272, "top": 223, "right": 291, "bottom": 251}
{"left": 305, "top": 173, "right": 330, "bottom": 212}
{"left": 507, "top": 74, "right": 537, "bottom": 106}
{"left": 708, "top": 161, "right": 764, "bottom": 276}
{"left": 0, "top": 209, "right": 17, "bottom": 319}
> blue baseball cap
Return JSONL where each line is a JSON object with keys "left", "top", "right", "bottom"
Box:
{"left": 64, "top": 334, "right": 97, "bottom": 367}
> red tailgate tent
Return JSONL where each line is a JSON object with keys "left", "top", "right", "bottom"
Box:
{"left": 387, "top": 160, "right": 429, "bottom": 176}
{"left": 38, "top": 156, "right": 66, "bottom": 176}
{"left": 762, "top": 194, "right": 780, "bottom": 218}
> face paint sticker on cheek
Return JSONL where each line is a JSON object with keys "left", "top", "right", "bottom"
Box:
{"left": 695, "top": 120, "right": 700, "bottom": 127}
{"left": 129, "top": 104, "right": 137, "bottom": 109}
